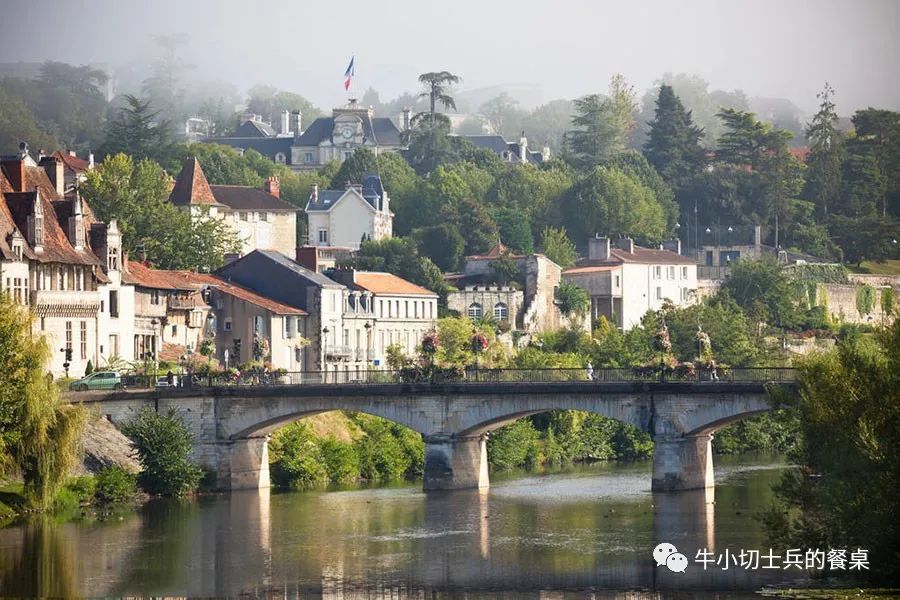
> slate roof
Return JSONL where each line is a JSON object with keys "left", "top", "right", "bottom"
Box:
{"left": 169, "top": 158, "right": 219, "bottom": 207}
{"left": 204, "top": 136, "right": 294, "bottom": 163}
{"left": 188, "top": 272, "right": 307, "bottom": 315}
{"left": 578, "top": 246, "right": 696, "bottom": 266}
{"left": 295, "top": 116, "right": 402, "bottom": 147}
{"left": 305, "top": 189, "right": 346, "bottom": 212}
{"left": 306, "top": 174, "right": 386, "bottom": 212}
{"left": 251, "top": 249, "right": 343, "bottom": 288}
{"left": 460, "top": 134, "right": 544, "bottom": 164}
{"left": 351, "top": 272, "right": 437, "bottom": 296}
{"left": 235, "top": 120, "right": 276, "bottom": 138}
{"left": 209, "top": 185, "right": 299, "bottom": 211}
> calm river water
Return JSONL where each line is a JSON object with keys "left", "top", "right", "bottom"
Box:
{"left": 0, "top": 455, "right": 809, "bottom": 598}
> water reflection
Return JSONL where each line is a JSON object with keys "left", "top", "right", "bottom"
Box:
{"left": 0, "top": 457, "right": 803, "bottom": 598}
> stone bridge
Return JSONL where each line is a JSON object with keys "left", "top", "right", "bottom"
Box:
{"left": 74, "top": 380, "right": 789, "bottom": 493}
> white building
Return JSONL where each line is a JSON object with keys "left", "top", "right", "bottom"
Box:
{"left": 562, "top": 236, "right": 697, "bottom": 331}
{"left": 305, "top": 175, "right": 392, "bottom": 249}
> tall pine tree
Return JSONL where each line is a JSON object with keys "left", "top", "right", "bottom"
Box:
{"left": 802, "top": 83, "right": 844, "bottom": 219}
{"left": 643, "top": 84, "right": 706, "bottom": 187}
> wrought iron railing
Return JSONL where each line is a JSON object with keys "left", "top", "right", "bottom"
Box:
{"left": 67, "top": 367, "right": 796, "bottom": 392}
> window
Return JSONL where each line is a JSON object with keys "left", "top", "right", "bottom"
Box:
{"left": 65, "top": 321, "right": 72, "bottom": 351}
{"left": 240, "top": 212, "right": 248, "bottom": 221}
{"left": 108, "top": 246, "right": 119, "bottom": 271}
{"left": 404, "top": 301, "right": 409, "bottom": 318}
{"left": 109, "top": 334, "right": 119, "bottom": 357}
{"left": 654, "top": 266, "right": 661, "bottom": 279}
{"left": 493, "top": 302, "right": 509, "bottom": 321}
{"left": 171, "top": 324, "right": 178, "bottom": 336}
{"left": 656, "top": 286, "right": 662, "bottom": 300}
{"left": 274, "top": 152, "right": 286, "bottom": 164}
{"left": 318, "top": 228, "right": 328, "bottom": 244}
{"left": 150, "top": 289, "right": 160, "bottom": 305}
{"left": 668, "top": 266, "right": 675, "bottom": 280}
{"left": 80, "top": 321, "right": 87, "bottom": 360}
{"left": 109, "top": 290, "right": 119, "bottom": 318}
{"left": 284, "top": 316, "right": 294, "bottom": 339}
{"left": 342, "top": 150, "right": 353, "bottom": 161}
{"left": 260, "top": 211, "right": 268, "bottom": 222}
{"left": 682, "top": 266, "right": 689, "bottom": 279}
{"left": 468, "top": 303, "right": 483, "bottom": 320}
{"left": 40, "top": 317, "right": 45, "bottom": 330}
{"left": 224, "top": 319, "right": 232, "bottom": 332}
{"left": 304, "top": 152, "right": 314, "bottom": 164}
{"left": 615, "top": 275, "right": 620, "bottom": 288}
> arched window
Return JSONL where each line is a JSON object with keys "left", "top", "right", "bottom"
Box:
{"left": 467, "top": 302, "right": 483, "bottom": 320}
{"left": 493, "top": 302, "right": 508, "bottom": 322}
{"left": 274, "top": 152, "right": 286, "bottom": 164}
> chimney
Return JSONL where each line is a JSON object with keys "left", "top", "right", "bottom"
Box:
{"left": 613, "top": 236, "right": 634, "bottom": 254}
{"left": 265, "top": 176, "right": 280, "bottom": 198}
{"left": 402, "top": 107, "right": 411, "bottom": 131}
{"left": 290, "top": 111, "right": 302, "bottom": 137}
{"left": 40, "top": 156, "right": 65, "bottom": 196}
{"left": 68, "top": 192, "right": 85, "bottom": 250}
{"left": 280, "top": 110, "right": 290, "bottom": 135}
{"left": 660, "top": 239, "right": 682, "bottom": 255}
{"left": 88, "top": 152, "right": 95, "bottom": 169}
{"left": 18, "top": 141, "right": 29, "bottom": 159}
{"left": 588, "top": 235, "right": 611, "bottom": 260}
{"left": 753, "top": 225, "right": 762, "bottom": 247}
{"left": 2, "top": 157, "right": 26, "bottom": 192}
{"left": 312, "top": 183, "right": 319, "bottom": 202}
{"left": 518, "top": 131, "right": 528, "bottom": 164}
{"left": 68, "top": 150, "right": 77, "bottom": 157}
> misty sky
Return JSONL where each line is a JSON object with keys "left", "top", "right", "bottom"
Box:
{"left": 1, "top": 0, "right": 898, "bottom": 115}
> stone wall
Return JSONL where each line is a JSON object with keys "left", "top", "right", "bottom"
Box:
{"left": 821, "top": 283, "right": 896, "bottom": 325}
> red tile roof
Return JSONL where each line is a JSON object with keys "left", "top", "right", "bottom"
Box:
{"left": 185, "top": 273, "right": 307, "bottom": 315}
{"left": 52, "top": 150, "right": 90, "bottom": 173}
{"left": 466, "top": 242, "right": 524, "bottom": 261}
{"left": 352, "top": 272, "right": 437, "bottom": 296}
{"left": 169, "top": 158, "right": 219, "bottom": 206}
{"left": 123, "top": 261, "right": 201, "bottom": 290}
{"left": 580, "top": 246, "right": 695, "bottom": 267}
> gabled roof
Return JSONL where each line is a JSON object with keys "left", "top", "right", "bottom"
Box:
{"left": 235, "top": 120, "right": 276, "bottom": 138}
{"left": 52, "top": 150, "right": 90, "bottom": 172}
{"left": 306, "top": 175, "right": 387, "bottom": 213}
{"left": 4, "top": 191, "right": 100, "bottom": 265}
{"left": 210, "top": 185, "right": 298, "bottom": 211}
{"left": 188, "top": 272, "right": 306, "bottom": 315}
{"left": 466, "top": 242, "right": 524, "bottom": 261}
{"left": 351, "top": 272, "right": 437, "bottom": 297}
{"left": 169, "top": 158, "right": 219, "bottom": 206}
{"left": 123, "top": 261, "right": 203, "bottom": 291}
{"left": 579, "top": 246, "right": 696, "bottom": 267}
{"left": 252, "top": 249, "right": 343, "bottom": 288}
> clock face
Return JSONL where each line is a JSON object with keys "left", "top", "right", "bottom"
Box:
{"left": 341, "top": 126, "right": 354, "bottom": 139}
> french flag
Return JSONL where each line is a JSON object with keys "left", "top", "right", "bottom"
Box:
{"left": 343, "top": 56, "right": 355, "bottom": 91}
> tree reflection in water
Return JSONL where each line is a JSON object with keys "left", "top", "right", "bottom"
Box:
{"left": 0, "top": 516, "right": 77, "bottom": 598}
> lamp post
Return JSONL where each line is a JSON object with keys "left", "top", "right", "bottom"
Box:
{"left": 322, "top": 326, "right": 330, "bottom": 382}
{"left": 363, "top": 321, "right": 372, "bottom": 373}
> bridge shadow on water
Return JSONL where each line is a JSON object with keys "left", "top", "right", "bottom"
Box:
{"left": 0, "top": 460, "right": 805, "bottom": 598}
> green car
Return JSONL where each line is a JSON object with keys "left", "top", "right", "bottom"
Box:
{"left": 70, "top": 371, "right": 124, "bottom": 391}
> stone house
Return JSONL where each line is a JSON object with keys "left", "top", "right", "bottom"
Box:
{"left": 0, "top": 143, "right": 127, "bottom": 376}
{"left": 562, "top": 236, "right": 697, "bottom": 331}
{"left": 446, "top": 242, "right": 585, "bottom": 337}
{"left": 169, "top": 157, "right": 299, "bottom": 257}
{"left": 304, "top": 174, "right": 392, "bottom": 249}
{"left": 202, "top": 100, "right": 404, "bottom": 171}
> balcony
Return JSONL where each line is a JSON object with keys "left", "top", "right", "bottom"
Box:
{"left": 325, "top": 345, "right": 353, "bottom": 359}
{"left": 30, "top": 289, "right": 100, "bottom": 318}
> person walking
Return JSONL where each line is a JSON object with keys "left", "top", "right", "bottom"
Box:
{"left": 586, "top": 361, "right": 594, "bottom": 381}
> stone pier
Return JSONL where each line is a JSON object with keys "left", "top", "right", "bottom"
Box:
{"left": 651, "top": 434, "right": 714, "bottom": 491}
{"left": 218, "top": 437, "right": 271, "bottom": 490}
{"left": 423, "top": 435, "right": 489, "bottom": 491}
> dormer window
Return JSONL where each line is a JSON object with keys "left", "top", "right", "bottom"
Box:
{"left": 10, "top": 232, "right": 24, "bottom": 261}
{"left": 29, "top": 192, "right": 44, "bottom": 251}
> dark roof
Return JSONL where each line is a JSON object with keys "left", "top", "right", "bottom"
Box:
{"left": 295, "top": 116, "right": 401, "bottom": 147}
{"left": 200, "top": 137, "right": 294, "bottom": 164}
{"left": 251, "top": 249, "right": 343, "bottom": 288}
{"left": 305, "top": 189, "right": 348, "bottom": 212}
{"left": 210, "top": 185, "right": 299, "bottom": 211}
{"left": 578, "top": 246, "right": 696, "bottom": 267}
{"left": 235, "top": 120, "right": 276, "bottom": 138}
{"left": 169, "top": 158, "right": 219, "bottom": 207}
{"left": 188, "top": 272, "right": 306, "bottom": 315}
{"left": 361, "top": 174, "right": 385, "bottom": 205}
{"left": 461, "top": 134, "right": 544, "bottom": 164}
{"left": 51, "top": 150, "right": 90, "bottom": 172}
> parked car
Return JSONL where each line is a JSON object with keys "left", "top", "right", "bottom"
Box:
{"left": 70, "top": 371, "right": 124, "bottom": 391}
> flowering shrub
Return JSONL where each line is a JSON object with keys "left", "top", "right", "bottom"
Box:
{"left": 421, "top": 331, "right": 439, "bottom": 355}
{"left": 652, "top": 325, "right": 672, "bottom": 353}
{"left": 471, "top": 332, "right": 489, "bottom": 353}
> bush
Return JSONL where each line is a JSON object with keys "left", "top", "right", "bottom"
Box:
{"left": 487, "top": 419, "right": 541, "bottom": 471}
{"left": 122, "top": 407, "right": 202, "bottom": 496}
{"left": 269, "top": 422, "right": 327, "bottom": 488}
{"left": 93, "top": 466, "right": 137, "bottom": 504}
{"left": 354, "top": 418, "right": 413, "bottom": 481}
{"left": 319, "top": 438, "right": 360, "bottom": 484}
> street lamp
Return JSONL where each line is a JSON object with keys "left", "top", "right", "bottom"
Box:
{"left": 322, "top": 326, "right": 330, "bottom": 381}
{"left": 363, "top": 321, "right": 372, "bottom": 368}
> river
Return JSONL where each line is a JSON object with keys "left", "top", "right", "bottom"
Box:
{"left": 0, "top": 454, "right": 808, "bottom": 598}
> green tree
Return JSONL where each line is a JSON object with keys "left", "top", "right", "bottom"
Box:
{"left": 441, "top": 196, "right": 499, "bottom": 256}
{"left": 763, "top": 320, "right": 900, "bottom": 582}
{"left": 802, "top": 83, "right": 844, "bottom": 219}
{"left": 850, "top": 108, "right": 900, "bottom": 217}
{"left": 492, "top": 207, "right": 533, "bottom": 254}
{"left": 643, "top": 84, "right": 706, "bottom": 187}
{"left": 722, "top": 257, "right": 802, "bottom": 328}
{"left": 0, "top": 297, "right": 86, "bottom": 510}
{"left": 343, "top": 238, "right": 448, "bottom": 302}
{"left": 413, "top": 224, "right": 465, "bottom": 272}
{"left": 121, "top": 407, "right": 201, "bottom": 496}
{"left": 561, "top": 166, "right": 669, "bottom": 244}
{"left": 540, "top": 226, "right": 577, "bottom": 268}
{"left": 415, "top": 71, "right": 461, "bottom": 122}
{"left": 268, "top": 421, "right": 326, "bottom": 488}
{"left": 855, "top": 285, "right": 877, "bottom": 318}
{"left": 35, "top": 61, "right": 109, "bottom": 151}
{"left": 480, "top": 93, "right": 525, "bottom": 137}
{"left": 99, "top": 95, "right": 177, "bottom": 165}
{"left": 80, "top": 153, "right": 241, "bottom": 271}
{"left": 329, "top": 147, "right": 378, "bottom": 188}
{"left": 556, "top": 282, "right": 590, "bottom": 318}
{"left": 566, "top": 74, "right": 637, "bottom": 169}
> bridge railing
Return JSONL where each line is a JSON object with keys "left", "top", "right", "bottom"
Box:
{"left": 67, "top": 367, "right": 796, "bottom": 392}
